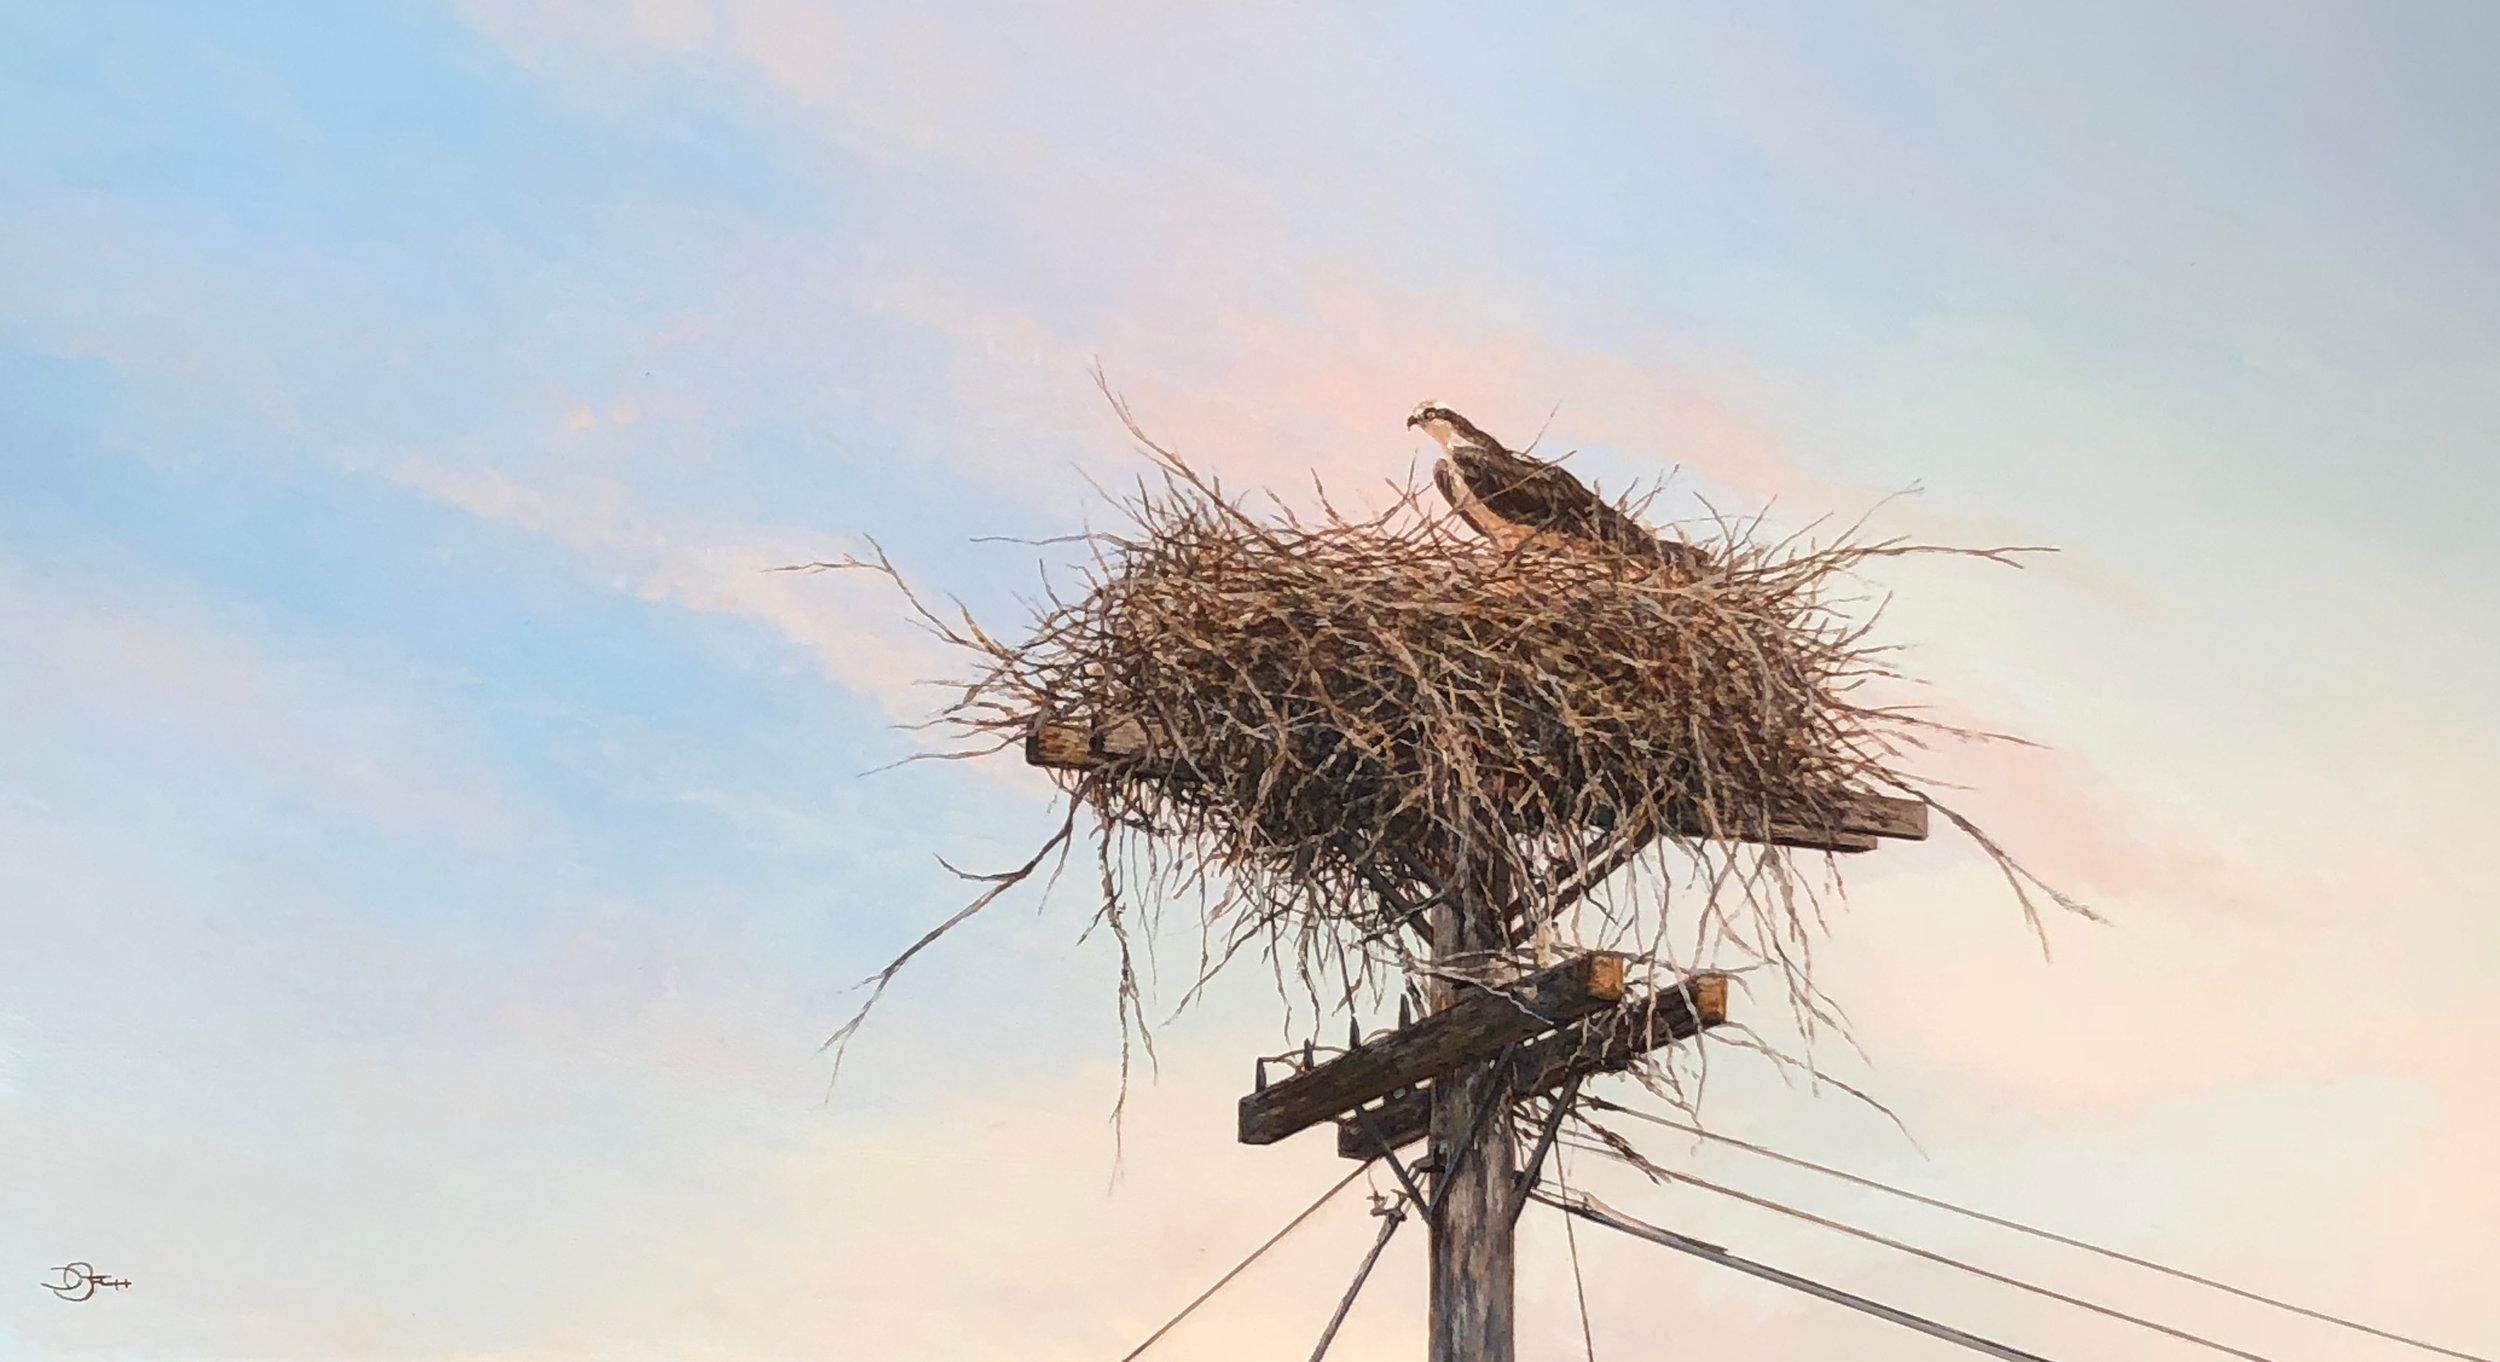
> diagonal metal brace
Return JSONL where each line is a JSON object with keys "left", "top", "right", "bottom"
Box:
{"left": 1507, "top": 1072, "right": 1584, "bottom": 1225}
{"left": 1345, "top": 1104, "right": 1433, "bottom": 1216}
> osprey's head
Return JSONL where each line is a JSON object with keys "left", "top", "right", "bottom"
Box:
{"left": 1407, "top": 402, "right": 1495, "bottom": 453}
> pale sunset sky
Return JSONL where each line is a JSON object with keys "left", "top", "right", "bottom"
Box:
{"left": 3, "top": 3, "right": 2496, "bottom": 1359}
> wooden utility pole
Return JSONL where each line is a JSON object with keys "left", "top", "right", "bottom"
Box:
{"left": 1028, "top": 713, "right": 1925, "bottom": 1361}
{"left": 1427, "top": 892, "right": 1518, "bottom": 1362}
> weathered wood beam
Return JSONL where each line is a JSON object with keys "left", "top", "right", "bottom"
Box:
{"left": 1026, "top": 714, "right": 1928, "bottom": 851}
{"left": 1027, "top": 714, "right": 1167, "bottom": 772}
{"left": 1238, "top": 952, "right": 1628, "bottom": 1146}
{"left": 1023, "top": 717, "right": 1098, "bottom": 769}
{"left": 1679, "top": 808, "right": 1883, "bottom": 854}
{"left": 1337, "top": 973, "right": 1730, "bottom": 1159}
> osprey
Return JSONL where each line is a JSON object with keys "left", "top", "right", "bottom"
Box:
{"left": 1409, "top": 403, "right": 1707, "bottom": 573}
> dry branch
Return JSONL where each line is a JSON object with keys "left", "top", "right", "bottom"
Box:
{"left": 808, "top": 407, "right": 2085, "bottom": 1103}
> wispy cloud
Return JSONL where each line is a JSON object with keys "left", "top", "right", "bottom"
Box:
{"left": 390, "top": 455, "right": 957, "bottom": 719}
{"left": 5, "top": 4, "right": 2495, "bottom": 1356}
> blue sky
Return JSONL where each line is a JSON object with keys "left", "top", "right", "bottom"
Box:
{"left": 4, "top": 3, "right": 2496, "bottom": 1358}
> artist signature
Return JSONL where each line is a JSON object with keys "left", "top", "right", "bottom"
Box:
{"left": 41, "top": 1263, "right": 131, "bottom": 1302}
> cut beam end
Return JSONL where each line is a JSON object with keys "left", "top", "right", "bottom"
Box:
{"left": 1026, "top": 717, "right": 1093, "bottom": 770}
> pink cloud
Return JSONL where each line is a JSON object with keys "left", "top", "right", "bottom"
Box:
{"left": 448, "top": 3, "right": 1848, "bottom": 513}
{"left": 1905, "top": 728, "right": 2283, "bottom": 922}
{"left": 849, "top": 260, "right": 1832, "bottom": 522}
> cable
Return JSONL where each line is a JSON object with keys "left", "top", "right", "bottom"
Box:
{"left": 1641, "top": 1158, "right": 2278, "bottom": 1361}
{"left": 1307, "top": 1196, "right": 1408, "bottom": 1362}
{"left": 1557, "top": 1153, "right": 1599, "bottom": 1362}
{"left": 1591, "top": 1099, "right": 2492, "bottom": 1362}
{"left": 1536, "top": 1187, "right": 2057, "bottom": 1362}
{"left": 1114, "top": 1160, "right": 1373, "bottom": 1362}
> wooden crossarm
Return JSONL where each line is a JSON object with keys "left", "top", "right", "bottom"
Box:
{"left": 1675, "top": 806, "right": 1882, "bottom": 854}
{"left": 1026, "top": 714, "right": 1173, "bottom": 775}
{"left": 1026, "top": 714, "right": 1927, "bottom": 852}
{"left": 1238, "top": 952, "right": 1628, "bottom": 1146}
{"left": 1336, "top": 973, "right": 1730, "bottom": 1159}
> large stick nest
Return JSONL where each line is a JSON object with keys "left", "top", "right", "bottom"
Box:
{"left": 822, "top": 409, "right": 2084, "bottom": 1093}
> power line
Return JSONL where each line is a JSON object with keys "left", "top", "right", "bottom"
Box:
{"left": 1307, "top": 1194, "right": 1408, "bottom": 1362}
{"left": 1590, "top": 1098, "right": 2492, "bottom": 1362}
{"left": 1534, "top": 1187, "right": 2058, "bottom": 1362}
{"left": 1557, "top": 1153, "right": 1600, "bottom": 1362}
{"left": 1115, "top": 1160, "right": 1374, "bottom": 1362}
{"left": 1617, "top": 1153, "right": 2278, "bottom": 1362}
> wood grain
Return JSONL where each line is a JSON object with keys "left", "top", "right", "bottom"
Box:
{"left": 1237, "top": 952, "right": 1627, "bottom": 1146}
{"left": 1339, "top": 973, "right": 1730, "bottom": 1159}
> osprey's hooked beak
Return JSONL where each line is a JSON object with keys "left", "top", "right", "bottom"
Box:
{"left": 1405, "top": 412, "right": 1424, "bottom": 429}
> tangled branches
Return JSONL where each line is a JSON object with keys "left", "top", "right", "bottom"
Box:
{"left": 815, "top": 416, "right": 2085, "bottom": 1099}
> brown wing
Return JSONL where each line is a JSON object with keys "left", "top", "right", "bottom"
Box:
{"left": 1581, "top": 491, "right": 1711, "bottom": 573}
{"left": 1435, "top": 458, "right": 1533, "bottom": 548}
{"left": 1463, "top": 449, "right": 1709, "bottom": 571}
